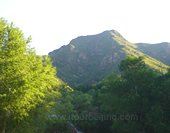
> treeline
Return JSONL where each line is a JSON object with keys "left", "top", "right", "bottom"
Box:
{"left": 44, "top": 56, "right": 170, "bottom": 133}
{"left": 70, "top": 56, "right": 170, "bottom": 133}
{"left": 0, "top": 18, "right": 169, "bottom": 133}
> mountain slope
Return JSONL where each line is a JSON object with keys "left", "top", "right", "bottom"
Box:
{"left": 49, "top": 30, "right": 169, "bottom": 87}
{"left": 135, "top": 42, "right": 170, "bottom": 66}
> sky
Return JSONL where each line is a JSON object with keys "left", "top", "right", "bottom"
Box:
{"left": 0, "top": 0, "right": 170, "bottom": 55}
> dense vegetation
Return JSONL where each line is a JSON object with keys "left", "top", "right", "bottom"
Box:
{"left": 0, "top": 18, "right": 73, "bottom": 133}
{"left": 0, "top": 18, "right": 169, "bottom": 133}
{"left": 95, "top": 56, "right": 170, "bottom": 133}
{"left": 49, "top": 30, "right": 169, "bottom": 87}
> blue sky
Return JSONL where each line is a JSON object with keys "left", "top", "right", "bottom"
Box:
{"left": 0, "top": 0, "right": 170, "bottom": 55}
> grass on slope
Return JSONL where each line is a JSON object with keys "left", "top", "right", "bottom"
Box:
{"left": 110, "top": 31, "right": 169, "bottom": 74}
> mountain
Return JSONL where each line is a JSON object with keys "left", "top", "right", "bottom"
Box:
{"left": 49, "top": 30, "right": 169, "bottom": 87}
{"left": 135, "top": 42, "right": 170, "bottom": 66}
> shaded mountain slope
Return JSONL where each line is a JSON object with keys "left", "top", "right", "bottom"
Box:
{"left": 49, "top": 30, "right": 169, "bottom": 87}
{"left": 135, "top": 42, "right": 170, "bottom": 66}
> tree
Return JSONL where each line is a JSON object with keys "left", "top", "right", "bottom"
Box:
{"left": 98, "top": 56, "right": 169, "bottom": 132}
{"left": 0, "top": 18, "right": 60, "bottom": 133}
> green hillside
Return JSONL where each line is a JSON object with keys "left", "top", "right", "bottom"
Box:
{"left": 49, "top": 30, "right": 169, "bottom": 87}
{"left": 135, "top": 42, "right": 170, "bottom": 66}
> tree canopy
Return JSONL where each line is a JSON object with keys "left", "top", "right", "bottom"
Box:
{"left": 97, "top": 56, "right": 170, "bottom": 133}
{"left": 0, "top": 18, "right": 61, "bottom": 133}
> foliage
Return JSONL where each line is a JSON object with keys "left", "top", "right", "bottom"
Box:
{"left": 97, "top": 56, "right": 170, "bottom": 133}
{"left": 0, "top": 18, "right": 61, "bottom": 133}
{"left": 1, "top": 18, "right": 169, "bottom": 133}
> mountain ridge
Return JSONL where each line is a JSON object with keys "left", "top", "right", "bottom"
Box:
{"left": 49, "top": 30, "right": 169, "bottom": 87}
{"left": 135, "top": 42, "right": 170, "bottom": 66}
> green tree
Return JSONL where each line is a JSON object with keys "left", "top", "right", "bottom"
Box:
{"left": 98, "top": 56, "right": 169, "bottom": 132}
{"left": 70, "top": 90, "right": 92, "bottom": 114}
{"left": 118, "top": 56, "right": 148, "bottom": 95}
{"left": 0, "top": 18, "right": 60, "bottom": 133}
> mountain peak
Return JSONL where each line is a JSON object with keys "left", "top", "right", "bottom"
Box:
{"left": 49, "top": 30, "right": 169, "bottom": 87}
